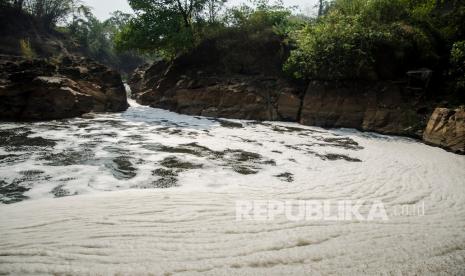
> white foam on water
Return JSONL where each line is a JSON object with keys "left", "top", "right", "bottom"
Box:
{"left": 1, "top": 104, "right": 465, "bottom": 274}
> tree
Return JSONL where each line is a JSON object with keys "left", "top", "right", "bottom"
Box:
{"left": 317, "top": 0, "right": 325, "bottom": 17}
{"left": 1, "top": 0, "right": 78, "bottom": 26}
{"left": 67, "top": 6, "right": 144, "bottom": 74}
{"left": 14, "top": 0, "right": 24, "bottom": 10}
{"left": 205, "top": 0, "right": 226, "bottom": 23}
{"left": 284, "top": 0, "right": 439, "bottom": 80}
{"left": 129, "top": 0, "right": 208, "bottom": 29}
{"left": 115, "top": 0, "right": 227, "bottom": 57}
{"left": 0, "top": 0, "right": 24, "bottom": 10}
{"left": 450, "top": 41, "right": 465, "bottom": 92}
{"left": 27, "top": 0, "right": 77, "bottom": 26}
{"left": 225, "top": 0, "right": 292, "bottom": 32}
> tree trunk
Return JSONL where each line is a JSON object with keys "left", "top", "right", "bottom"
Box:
{"left": 14, "top": 0, "right": 24, "bottom": 11}
{"left": 318, "top": 0, "right": 324, "bottom": 17}
{"left": 175, "top": 0, "right": 191, "bottom": 28}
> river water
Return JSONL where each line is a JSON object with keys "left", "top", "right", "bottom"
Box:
{"left": 1, "top": 100, "right": 465, "bottom": 274}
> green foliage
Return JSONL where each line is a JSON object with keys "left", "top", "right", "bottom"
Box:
{"left": 19, "top": 38, "right": 35, "bottom": 59}
{"left": 115, "top": 11, "right": 196, "bottom": 59}
{"left": 226, "top": 0, "right": 291, "bottom": 32}
{"left": 317, "top": 0, "right": 330, "bottom": 17}
{"left": 405, "top": 0, "right": 436, "bottom": 21}
{"left": 284, "top": 0, "right": 440, "bottom": 80}
{"left": 450, "top": 41, "right": 465, "bottom": 90}
{"left": 114, "top": 0, "right": 227, "bottom": 58}
{"left": 285, "top": 16, "right": 367, "bottom": 80}
{"left": 2, "top": 0, "right": 79, "bottom": 27}
{"left": 115, "top": 0, "right": 302, "bottom": 59}
{"left": 436, "top": 0, "right": 465, "bottom": 42}
{"left": 272, "top": 14, "right": 307, "bottom": 39}
{"left": 67, "top": 6, "right": 145, "bottom": 74}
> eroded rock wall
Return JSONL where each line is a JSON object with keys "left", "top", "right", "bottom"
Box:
{"left": 131, "top": 59, "right": 465, "bottom": 153}
{"left": 136, "top": 74, "right": 301, "bottom": 121}
{"left": 129, "top": 30, "right": 303, "bottom": 122}
{"left": 300, "top": 81, "right": 429, "bottom": 137}
{"left": 0, "top": 55, "right": 128, "bottom": 120}
{"left": 128, "top": 30, "right": 464, "bottom": 154}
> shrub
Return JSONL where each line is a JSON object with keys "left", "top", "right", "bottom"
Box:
{"left": 284, "top": 13, "right": 378, "bottom": 80}
{"left": 450, "top": 41, "right": 465, "bottom": 90}
{"left": 284, "top": 0, "right": 438, "bottom": 80}
{"left": 223, "top": 0, "right": 297, "bottom": 36}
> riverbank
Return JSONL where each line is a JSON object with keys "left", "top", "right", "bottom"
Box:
{"left": 2, "top": 95, "right": 465, "bottom": 274}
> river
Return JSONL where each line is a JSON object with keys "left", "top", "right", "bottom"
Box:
{"left": 1, "top": 100, "right": 465, "bottom": 274}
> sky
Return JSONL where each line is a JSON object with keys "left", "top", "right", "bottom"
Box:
{"left": 81, "top": 0, "right": 319, "bottom": 20}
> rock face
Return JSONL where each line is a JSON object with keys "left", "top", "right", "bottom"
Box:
{"left": 127, "top": 63, "right": 152, "bottom": 99}
{"left": 423, "top": 107, "right": 465, "bottom": 154}
{"left": 0, "top": 55, "right": 128, "bottom": 120}
{"left": 128, "top": 29, "right": 465, "bottom": 154}
{"left": 129, "top": 30, "right": 302, "bottom": 121}
{"left": 137, "top": 74, "right": 301, "bottom": 121}
{"left": 300, "top": 81, "right": 429, "bottom": 137}
{"left": 131, "top": 54, "right": 465, "bottom": 153}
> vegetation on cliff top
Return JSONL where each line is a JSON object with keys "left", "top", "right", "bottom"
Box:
{"left": 284, "top": 0, "right": 465, "bottom": 84}
{"left": 114, "top": 0, "right": 298, "bottom": 58}
{"left": 1, "top": 0, "right": 464, "bottom": 99}
{"left": 112, "top": 0, "right": 464, "bottom": 99}
{"left": 0, "top": 0, "right": 145, "bottom": 74}
{"left": 66, "top": 6, "right": 144, "bottom": 74}
{"left": 0, "top": 0, "right": 75, "bottom": 27}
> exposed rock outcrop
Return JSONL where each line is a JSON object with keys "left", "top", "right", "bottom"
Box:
{"left": 127, "top": 62, "right": 155, "bottom": 99}
{"left": 129, "top": 30, "right": 303, "bottom": 121}
{"left": 300, "top": 81, "right": 430, "bottom": 137}
{"left": 137, "top": 74, "right": 301, "bottom": 121}
{"left": 131, "top": 54, "right": 465, "bottom": 153}
{"left": 423, "top": 107, "right": 465, "bottom": 154}
{"left": 128, "top": 29, "right": 464, "bottom": 154}
{"left": 0, "top": 55, "right": 128, "bottom": 120}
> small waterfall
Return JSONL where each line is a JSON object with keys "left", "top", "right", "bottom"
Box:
{"left": 124, "top": 83, "right": 140, "bottom": 107}
{"left": 124, "top": 83, "right": 132, "bottom": 98}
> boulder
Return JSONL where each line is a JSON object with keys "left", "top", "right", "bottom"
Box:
{"left": 21, "top": 77, "right": 93, "bottom": 119}
{"left": 0, "top": 55, "right": 128, "bottom": 120}
{"left": 423, "top": 107, "right": 465, "bottom": 154}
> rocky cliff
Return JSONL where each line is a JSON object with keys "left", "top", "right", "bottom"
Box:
{"left": 129, "top": 30, "right": 303, "bottom": 121}
{"left": 300, "top": 82, "right": 465, "bottom": 154}
{"left": 130, "top": 62, "right": 464, "bottom": 154}
{"left": 128, "top": 30, "right": 464, "bottom": 154}
{"left": 300, "top": 81, "right": 432, "bottom": 137}
{"left": 0, "top": 55, "right": 128, "bottom": 120}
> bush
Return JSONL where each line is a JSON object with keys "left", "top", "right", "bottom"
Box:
{"left": 225, "top": 0, "right": 292, "bottom": 33}
{"left": 285, "top": 12, "right": 382, "bottom": 80}
{"left": 284, "top": 0, "right": 439, "bottom": 80}
{"left": 450, "top": 41, "right": 465, "bottom": 90}
{"left": 115, "top": 0, "right": 303, "bottom": 59}
{"left": 2, "top": 0, "right": 78, "bottom": 27}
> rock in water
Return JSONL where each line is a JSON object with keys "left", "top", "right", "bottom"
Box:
{"left": 423, "top": 107, "right": 465, "bottom": 154}
{"left": 0, "top": 55, "right": 128, "bottom": 120}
